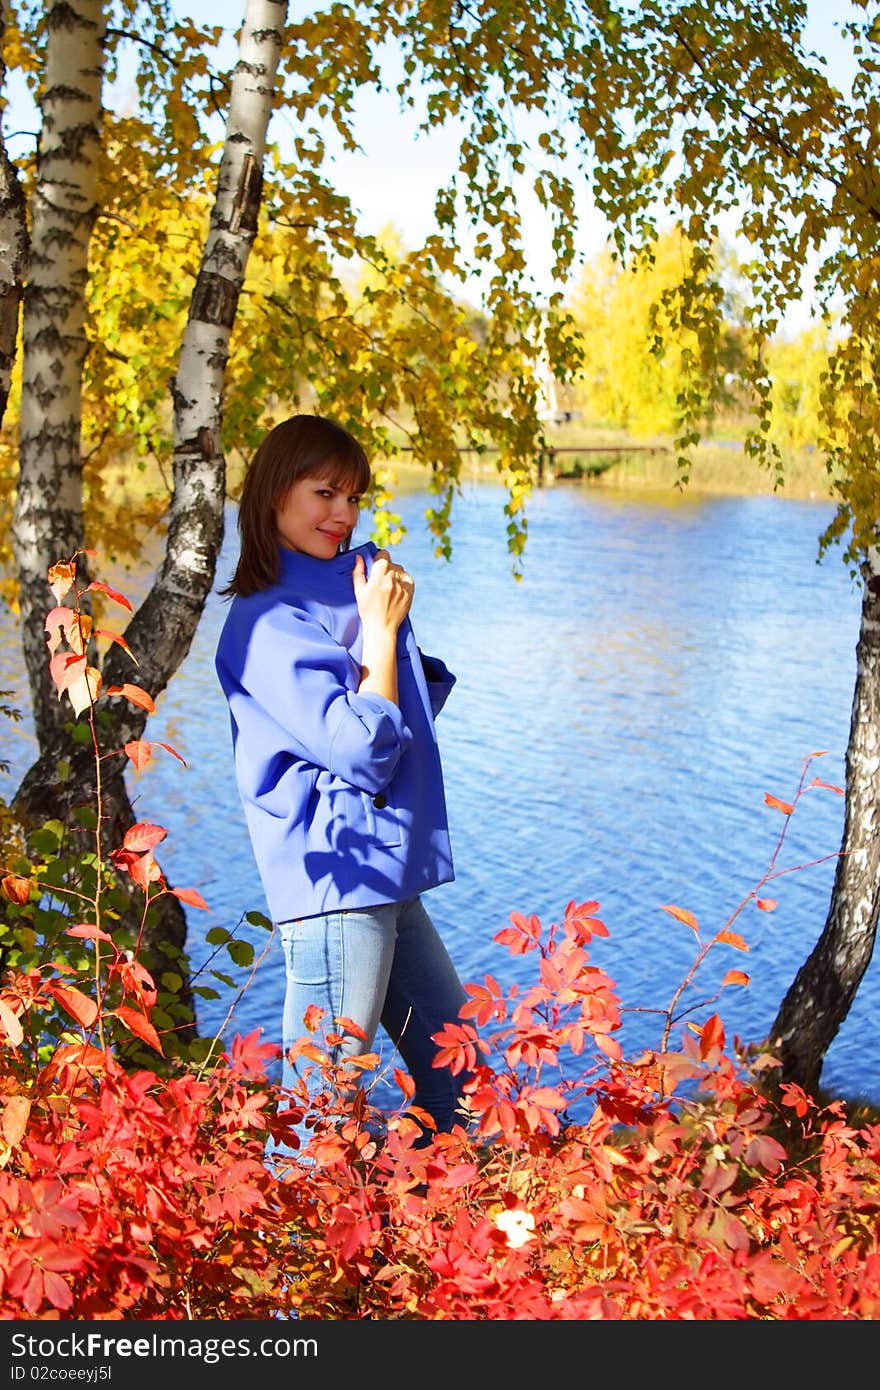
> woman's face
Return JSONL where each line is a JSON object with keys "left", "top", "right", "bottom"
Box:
{"left": 275, "top": 471, "right": 364, "bottom": 558}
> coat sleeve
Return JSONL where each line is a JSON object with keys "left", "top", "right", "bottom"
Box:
{"left": 223, "top": 601, "right": 413, "bottom": 795}
{"left": 418, "top": 649, "right": 456, "bottom": 717}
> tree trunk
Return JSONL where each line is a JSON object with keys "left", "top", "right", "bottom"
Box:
{"left": 10, "top": 0, "right": 288, "bottom": 1050}
{"left": 11, "top": 0, "right": 105, "bottom": 743}
{"left": 114, "top": 0, "right": 286, "bottom": 706}
{"left": 768, "top": 556, "right": 880, "bottom": 1097}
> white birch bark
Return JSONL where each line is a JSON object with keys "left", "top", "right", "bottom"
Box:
{"left": 11, "top": 0, "right": 105, "bottom": 746}
{"left": 103, "top": 0, "right": 289, "bottom": 718}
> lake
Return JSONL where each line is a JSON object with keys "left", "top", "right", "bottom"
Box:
{"left": 1, "top": 475, "right": 876, "bottom": 1106}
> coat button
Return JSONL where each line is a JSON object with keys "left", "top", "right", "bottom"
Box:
{"left": 373, "top": 793, "right": 387, "bottom": 809}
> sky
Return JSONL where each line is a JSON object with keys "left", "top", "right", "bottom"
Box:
{"left": 172, "top": 0, "right": 861, "bottom": 323}
{"left": 2, "top": 0, "right": 863, "bottom": 322}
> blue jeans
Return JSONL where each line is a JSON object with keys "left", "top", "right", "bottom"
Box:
{"left": 277, "top": 896, "right": 468, "bottom": 1141}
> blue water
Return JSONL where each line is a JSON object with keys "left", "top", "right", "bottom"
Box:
{"left": 1, "top": 478, "right": 874, "bottom": 1103}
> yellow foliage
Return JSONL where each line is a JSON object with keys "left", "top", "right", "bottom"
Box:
{"left": 765, "top": 329, "right": 830, "bottom": 452}
{"left": 567, "top": 230, "right": 706, "bottom": 437}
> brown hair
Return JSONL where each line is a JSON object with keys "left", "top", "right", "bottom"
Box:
{"left": 220, "top": 414, "right": 372, "bottom": 597}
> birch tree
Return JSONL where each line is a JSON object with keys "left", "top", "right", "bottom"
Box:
{"left": 12, "top": 0, "right": 285, "bottom": 789}
{"left": 4, "top": 0, "right": 288, "bottom": 1048}
{"left": 12, "top": 0, "right": 107, "bottom": 760}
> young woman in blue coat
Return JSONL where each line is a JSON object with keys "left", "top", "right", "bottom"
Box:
{"left": 215, "top": 413, "right": 468, "bottom": 1146}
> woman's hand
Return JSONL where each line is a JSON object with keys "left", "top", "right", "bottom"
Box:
{"left": 352, "top": 550, "right": 414, "bottom": 707}
{"left": 353, "top": 549, "right": 414, "bottom": 635}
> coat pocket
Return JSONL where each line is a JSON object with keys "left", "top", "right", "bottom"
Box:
{"left": 348, "top": 784, "right": 403, "bottom": 849}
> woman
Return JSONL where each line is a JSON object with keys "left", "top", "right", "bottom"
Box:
{"left": 214, "top": 413, "right": 468, "bottom": 1150}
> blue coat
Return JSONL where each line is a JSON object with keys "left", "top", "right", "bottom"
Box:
{"left": 214, "top": 540, "right": 456, "bottom": 922}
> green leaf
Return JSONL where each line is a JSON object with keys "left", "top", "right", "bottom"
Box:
{"left": 245, "top": 910, "right": 273, "bottom": 931}
{"left": 30, "top": 823, "right": 64, "bottom": 855}
{"left": 227, "top": 939, "right": 255, "bottom": 967}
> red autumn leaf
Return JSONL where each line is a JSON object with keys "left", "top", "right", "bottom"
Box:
{"left": 495, "top": 911, "right": 543, "bottom": 954}
{"left": 660, "top": 903, "right": 699, "bottom": 932}
{"left": 48, "top": 647, "right": 102, "bottom": 715}
{"left": 756, "top": 897, "right": 777, "bottom": 912}
{"left": 287, "top": 1036, "right": 326, "bottom": 1065}
{"left": 42, "top": 1042, "right": 108, "bottom": 1081}
{"left": 441, "top": 1163, "right": 480, "bottom": 1188}
{"left": 432, "top": 1021, "right": 485, "bottom": 1075}
{"left": 67, "top": 665, "right": 102, "bottom": 717}
{"left": 129, "top": 852, "right": 163, "bottom": 891}
{"left": 332, "top": 1014, "right": 368, "bottom": 1044}
{"left": 228, "top": 1027, "right": 281, "bottom": 1076}
{"left": 65, "top": 922, "right": 115, "bottom": 945}
{"left": 715, "top": 928, "right": 749, "bottom": 950}
{"left": 109, "top": 955, "right": 156, "bottom": 1008}
{"left": 44, "top": 605, "right": 84, "bottom": 655}
{"left": 125, "top": 739, "right": 187, "bottom": 770}
{"left": 2, "top": 874, "right": 31, "bottom": 904}
{"left": 779, "top": 1083, "right": 812, "bottom": 1117}
{"left": 701, "top": 1161, "right": 740, "bottom": 1199}
{"left": 156, "top": 741, "right": 187, "bottom": 765}
{"left": 745, "top": 1133, "right": 788, "bottom": 1174}
{"left": 171, "top": 886, "right": 210, "bottom": 910}
{"left": 722, "top": 969, "right": 750, "bottom": 988}
{"left": 302, "top": 1003, "right": 325, "bottom": 1033}
{"left": 764, "top": 792, "right": 794, "bottom": 815}
{"left": 748, "top": 1253, "right": 804, "bottom": 1304}
{"left": 112, "top": 1005, "right": 164, "bottom": 1055}
{"left": 594, "top": 1031, "right": 623, "bottom": 1060}
{"left": 0, "top": 998, "right": 24, "bottom": 1047}
{"left": 47, "top": 983, "right": 99, "bottom": 1029}
{"left": 124, "top": 739, "right": 153, "bottom": 770}
{"left": 564, "top": 899, "right": 608, "bottom": 940}
{"left": 105, "top": 682, "right": 155, "bottom": 713}
{"left": 93, "top": 627, "right": 138, "bottom": 662}
{"left": 47, "top": 561, "right": 76, "bottom": 604}
{"left": 809, "top": 778, "right": 843, "bottom": 795}
{"left": 86, "top": 579, "right": 133, "bottom": 611}
{"left": 123, "top": 822, "right": 168, "bottom": 852}
{"left": 49, "top": 649, "right": 85, "bottom": 694}
{"left": 2, "top": 1094, "right": 31, "bottom": 1146}
{"left": 529, "top": 1085, "right": 567, "bottom": 1110}
{"left": 461, "top": 975, "right": 507, "bottom": 1026}
{"left": 42, "top": 1268, "right": 74, "bottom": 1312}
{"left": 718, "top": 1210, "right": 751, "bottom": 1252}
{"left": 110, "top": 846, "right": 138, "bottom": 876}
{"left": 700, "top": 1013, "right": 725, "bottom": 1057}
{"left": 393, "top": 1066, "right": 416, "bottom": 1101}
